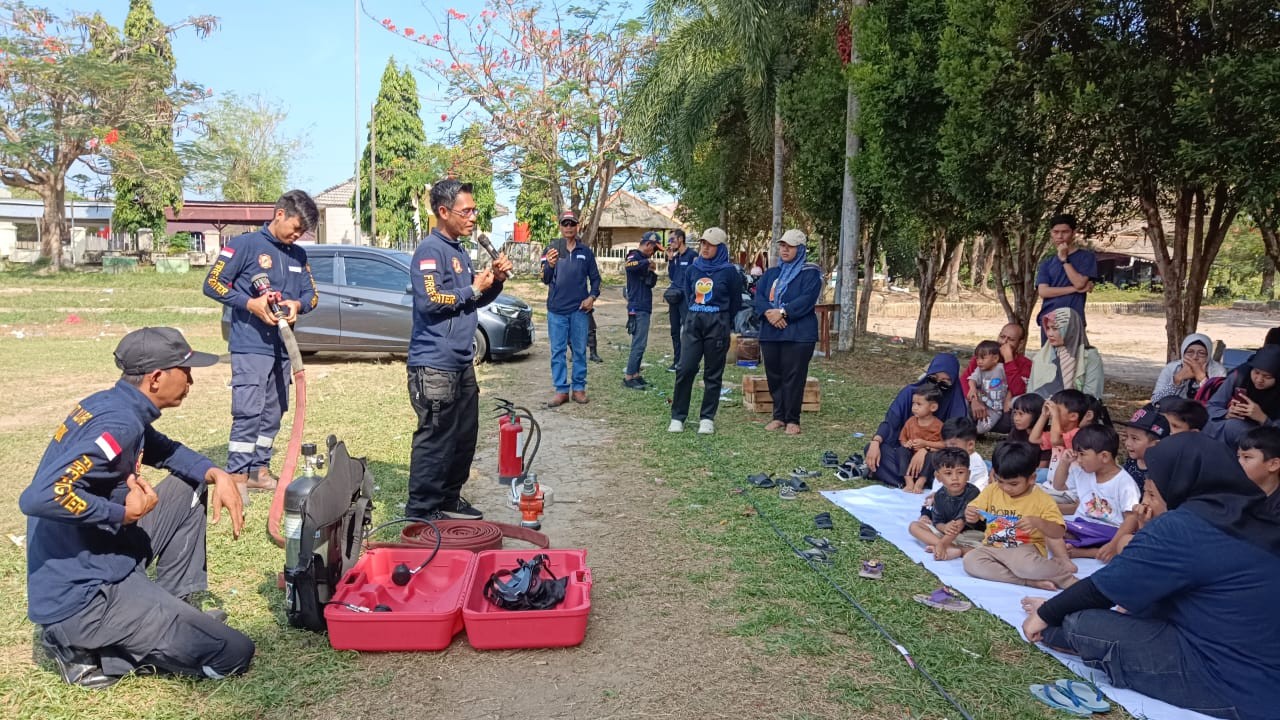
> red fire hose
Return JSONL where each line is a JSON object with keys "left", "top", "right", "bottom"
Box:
{"left": 384, "top": 520, "right": 550, "bottom": 552}
{"left": 266, "top": 317, "right": 306, "bottom": 547}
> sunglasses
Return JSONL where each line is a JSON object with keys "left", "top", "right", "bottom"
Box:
{"left": 560, "top": 220, "right": 578, "bottom": 227}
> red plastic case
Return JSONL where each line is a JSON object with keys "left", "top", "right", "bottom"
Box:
{"left": 461, "top": 549, "right": 592, "bottom": 650}
{"left": 325, "top": 547, "right": 473, "bottom": 651}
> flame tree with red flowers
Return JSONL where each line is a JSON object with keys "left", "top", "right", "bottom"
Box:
{"left": 0, "top": 3, "right": 214, "bottom": 269}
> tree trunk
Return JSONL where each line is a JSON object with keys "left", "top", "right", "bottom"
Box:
{"left": 769, "top": 100, "right": 784, "bottom": 267}
{"left": 1141, "top": 183, "right": 1239, "bottom": 361}
{"left": 976, "top": 237, "right": 995, "bottom": 294}
{"left": 836, "top": 8, "right": 863, "bottom": 352}
{"left": 39, "top": 179, "right": 67, "bottom": 270}
{"left": 914, "top": 230, "right": 963, "bottom": 351}
{"left": 856, "top": 215, "right": 880, "bottom": 336}
{"left": 1264, "top": 264, "right": 1276, "bottom": 300}
{"left": 1260, "top": 224, "right": 1280, "bottom": 300}
{"left": 990, "top": 223, "right": 1048, "bottom": 334}
{"left": 969, "top": 234, "right": 987, "bottom": 292}
{"left": 943, "top": 237, "right": 965, "bottom": 300}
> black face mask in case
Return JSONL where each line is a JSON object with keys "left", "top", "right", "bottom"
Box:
{"left": 483, "top": 553, "right": 568, "bottom": 611}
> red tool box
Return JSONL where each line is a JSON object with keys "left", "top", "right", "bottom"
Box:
{"left": 462, "top": 549, "right": 592, "bottom": 650}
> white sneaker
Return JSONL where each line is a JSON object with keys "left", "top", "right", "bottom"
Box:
{"left": 667, "top": 419, "right": 684, "bottom": 433}
{"left": 698, "top": 419, "right": 715, "bottom": 434}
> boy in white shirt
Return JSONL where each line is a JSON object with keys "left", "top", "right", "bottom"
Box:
{"left": 1052, "top": 424, "right": 1142, "bottom": 561}
{"left": 942, "top": 416, "right": 988, "bottom": 490}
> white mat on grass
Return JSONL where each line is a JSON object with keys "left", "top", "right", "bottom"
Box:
{"left": 821, "top": 485, "right": 1215, "bottom": 720}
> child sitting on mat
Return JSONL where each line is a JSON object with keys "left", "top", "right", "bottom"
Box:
{"left": 1055, "top": 424, "right": 1143, "bottom": 562}
{"left": 1157, "top": 395, "right": 1208, "bottom": 434}
{"left": 962, "top": 441, "right": 1077, "bottom": 590}
{"left": 1119, "top": 403, "right": 1167, "bottom": 486}
{"left": 908, "top": 447, "right": 984, "bottom": 560}
{"left": 900, "top": 381, "right": 946, "bottom": 494}
{"left": 1238, "top": 426, "right": 1280, "bottom": 516}
{"left": 1029, "top": 389, "right": 1090, "bottom": 497}
{"left": 942, "top": 416, "right": 989, "bottom": 490}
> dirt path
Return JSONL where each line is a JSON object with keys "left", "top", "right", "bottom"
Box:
{"left": 319, "top": 287, "right": 834, "bottom": 720}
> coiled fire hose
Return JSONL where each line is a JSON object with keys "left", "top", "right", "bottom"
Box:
{"left": 377, "top": 520, "right": 551, "bottom": 553}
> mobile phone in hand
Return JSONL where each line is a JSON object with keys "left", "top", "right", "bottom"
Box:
{"left": 1233, "top": 388, "right": 1249, "bottom": 404}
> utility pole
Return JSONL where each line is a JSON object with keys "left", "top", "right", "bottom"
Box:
{"left": 836, "top": 2, "right": 864, "bottom": 352}
{"left": 370, "top": 101, "right": 377, "bottom": 245}
{"left": 353, "top": 0, "right": 362, "bottom": 245}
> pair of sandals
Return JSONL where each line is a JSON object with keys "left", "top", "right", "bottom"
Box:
{"left": 747, "top": 472, "right": 811, "bottom": 496}
{"left": 833, "top": 454, "right": 871, "bottom": 482}
{"left": 1030, "top": 680, "right": 1111, "bottom": 716}
{"left": 795, "top": 535, "right": 838, "bottom": 564}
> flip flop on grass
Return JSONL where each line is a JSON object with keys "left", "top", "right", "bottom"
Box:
{"left": 1029, "top": 683, "right": 1094, "bottom": 716}
{"left": 859, "top": 559, "right": 883, "bottom": 580}
{"left": 913, "top": 586, "right": 971, "bottom": 612}
{"left": 1053, "top": 680, "right": 1110, "bottom": 713}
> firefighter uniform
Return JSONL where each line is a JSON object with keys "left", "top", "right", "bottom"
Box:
{"left": 202, "top": 225, "right": 317, "bottom": 479}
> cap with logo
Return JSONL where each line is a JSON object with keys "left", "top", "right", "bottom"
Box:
{"left": 114, "top": 327, "right": 220, "bottom": 375}
{"left": 778, "top": 229, "right": 807, "bottom": 247}
{"left": 558, "top": 210, "right": 578, "bottom": 224}
{"left": 640, "top": 231, "right": 661, "bottom": 246}
{"left": 700, "top": 227, "right": 727, "bottom": 246}
{"left": 1122, "top": 403, "right": 1171, "bottom": 439}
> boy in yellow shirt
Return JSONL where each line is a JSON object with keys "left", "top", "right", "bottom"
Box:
{"left": 962, "top": 440, "right": 1077, "bottom": 590}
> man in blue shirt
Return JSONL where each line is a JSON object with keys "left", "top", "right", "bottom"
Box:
{"left": 21, "top": 327, "right": 252, "bottom": 688}
{"left": 623, "top": 232, "right": 661, "bottom": 389}
{"left": 664, "top": 229, "right": 698, "bottom": 372}
{"left": 407, "top": 179, "right": 512, "bottom": 521}
{"left": 541, "top": 210, "right": 602, "bottom": 406}
{"left": 1036, "top": 213, "right": 1097, "bottom": 341}
{"left": 203, "top": 190, "right": 319, "bottom": 499}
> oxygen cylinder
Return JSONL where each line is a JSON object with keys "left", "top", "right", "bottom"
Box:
{"left": 498, "top": 413, "right": 524, "bottom": 483}
{"left": 283, "top": 444, "right": 320, "bottom": 578}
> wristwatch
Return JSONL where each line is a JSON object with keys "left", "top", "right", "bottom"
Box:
{"left": 779, "top": 308, "right": 788, "bottom": 319}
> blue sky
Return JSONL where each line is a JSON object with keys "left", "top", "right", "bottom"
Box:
{"left": 60, "top": 0, "right": 648, "bottom": 240}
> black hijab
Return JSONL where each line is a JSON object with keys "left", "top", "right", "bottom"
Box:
{"left": 1145, "top": 431, "right": 1280, "bottom": 557}
{"left": 1240, "top": 344, "right": 1280, "bottom": 418}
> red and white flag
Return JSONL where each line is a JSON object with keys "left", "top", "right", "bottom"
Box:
{"left": 420, "top": 259, "right": 437, "bottom": 271}
{"left": 219, "top": 246, "right": 235, "bottom": 258}
{"left": 94, "top": 432, "right": 121, "bottom": 461}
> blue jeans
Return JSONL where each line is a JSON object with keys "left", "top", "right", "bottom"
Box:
{"left": 1043, "top": 609, "right": 1241, "bottom": 719}
{"left": 548, "top": 310, "right": 589, "bottom": 393}
{"left": 625, "top": 311, "right": 651, "bottom": 376}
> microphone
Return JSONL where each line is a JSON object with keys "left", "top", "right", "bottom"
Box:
{"left": 250, "top": 273, "right": 284, "bottom": 319}
{"left": 475, "top": 233, "right": 512, "bottom": 278}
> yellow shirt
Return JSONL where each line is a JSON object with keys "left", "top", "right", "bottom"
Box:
{"left": 971, "top": 483, "right": 1065, "bottom": 556}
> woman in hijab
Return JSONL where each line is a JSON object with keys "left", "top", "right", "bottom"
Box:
{"left": 668, "top": 227, "right": 744, "bottom": 435}
{"left": 1028, "top": 308, "right": 1104, "bottom": 399}
{"left": 1205, "top": 344, "right": 1280, "bottom": 449}
{"left": 1151, "top": 332, "right": 1226, "bottom": 403}
{"left": 1020, "top": 433, "right": 1280, "bottom": 720}
{"left": 754, "top": 229, "right": 824, "bottom": 436}
{"left": 864, "top": 353, "right": 969, "bottom": 488}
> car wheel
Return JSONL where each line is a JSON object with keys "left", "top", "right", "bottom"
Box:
{"left": 473, "top": 328, "right": 489, "bottom": 365}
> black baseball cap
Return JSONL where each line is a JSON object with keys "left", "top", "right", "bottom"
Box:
{"left": 1120, "top": 403, "right": 1171, "bottom": 439}
{"left": 114, "top": 327, "right": 220, "bottom": 375}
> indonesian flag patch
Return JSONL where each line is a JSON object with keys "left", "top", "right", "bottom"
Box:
{"left": 420, "top": 259, "right": 437, "bottom": 272}
{"left": 219, "top": 247, "right": 235, "bottom": 258}
{"left": 94, "top": 432, "right": 121, "bottom": 461}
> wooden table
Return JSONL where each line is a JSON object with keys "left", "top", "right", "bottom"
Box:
{"left": 814, "top": 303, "right": 839, "bottom": 357}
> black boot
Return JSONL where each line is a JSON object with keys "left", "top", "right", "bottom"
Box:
{"left": 39, "top": 630, "right": 117, "bottom": 689}
{"left": 587, "top": 311, "right": 602, "bottom": 362}
{"left": 589, "top": 346, "right": 603, "bottom": 363}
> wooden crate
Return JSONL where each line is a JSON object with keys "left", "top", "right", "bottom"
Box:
{"left": 741, "top": 375, "right": 821, "bottom": 413}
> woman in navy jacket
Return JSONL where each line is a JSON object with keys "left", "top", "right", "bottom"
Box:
{"left": 753, "top": 229, "right": 824, "bottom": 435}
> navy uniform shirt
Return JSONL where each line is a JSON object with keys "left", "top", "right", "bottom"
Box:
{"left": 408, "top": 229, "right": 504, "bottom": 371}
{"left": 683, "top": 262, "right": 743, "bottom": 317}
{"left": 666, "top": 247, "right": 698, "bottom": 288}
{"left": 541, "top": 239, "right": 601, "bottom": 314}
{"left": 203, "top": 225, "right": 318, "bottom": 356}
{"left": 1035, "top": 247, "right": 1097, "bottom": 326}
{"left": 753, "top": 263, "right": 824, "bottom": 343}
{"left": 624, "top": 249, "right": 657, "bottom": 313}
{"left": 19, "top": 381, "right": 215, "bottom": 625}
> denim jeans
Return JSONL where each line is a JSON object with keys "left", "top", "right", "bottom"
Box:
{"left": 1043, "top": 609, "right": 1241, "bottom": 719}
{"left": 548, "top": 310, "right": 589, "bottom": 392}
{"left": 625, "top": 311, "right": 651, "bottom": 376}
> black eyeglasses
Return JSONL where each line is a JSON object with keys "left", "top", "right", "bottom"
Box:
{"left": 560, "top": 220, "right": 578, "bottom": 227}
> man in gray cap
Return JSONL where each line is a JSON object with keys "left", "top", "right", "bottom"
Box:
{"left": 19, "top": 327, "right": 252, "bottom": 688}
{"left": 623, "top": 231, "right": 661, "bottom": 389}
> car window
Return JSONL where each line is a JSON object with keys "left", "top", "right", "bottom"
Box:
{"left": 344, "top": 256, "right": 408, "bottom": 293}
{"left": 308, "top": 255, "right": 335, "bottom": 284}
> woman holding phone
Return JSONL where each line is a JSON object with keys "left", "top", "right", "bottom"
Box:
{"left": 1205, "top": 344, "right": 1280, "bottom": 449}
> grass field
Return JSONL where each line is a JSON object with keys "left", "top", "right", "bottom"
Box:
{"left": 0, "top": 266, "right": 1122, "bottom": 719}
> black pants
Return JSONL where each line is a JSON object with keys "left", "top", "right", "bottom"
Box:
{"left": 407, "top": 365, "right": 479, "bottom": 517}
{"left": 760, "top": 341, "right": 815, "bottom": 424}
{"left": 671, "top": 311, "right": 731, "bottom": 422}
{"left": 587, "top": 309, "right": 598, "bottom": 354}
{"left": 667, "top": 299, "right": 687, "bottom": 365}
{"left": 43, "top": 476, "right": 254, "bottom": 680}
{"left": 866, "top": 442, "right": 935, "bottom": 489}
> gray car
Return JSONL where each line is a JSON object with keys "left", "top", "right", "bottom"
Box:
{"left": 219, "top": 244, "right": 534, "bottom": 362}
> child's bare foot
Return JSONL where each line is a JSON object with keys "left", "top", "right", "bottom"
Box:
{"left": 1020, "top": 596, "right": 1047, "bottom": 615}
{"left": 1026, "top": 579, "right": 1058, "bottom": 591}
{"left": 933, "top": 546, "right": 962, "bottom": 561}
{"left": 1053, "top": 556, "right": 1078, "bottom": 574}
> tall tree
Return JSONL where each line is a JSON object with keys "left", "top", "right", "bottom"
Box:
{"left": 0, "top": 3, "right": 214, "bottom": 268}
{"left": 515, "top": 151, "right": 558, "bottom": 245}
{"left": 185, "top": 93, "right": 305, "bottom": 202}
{"left": 1066, "top": 0, "right": 1280, "bottom": 359}
{"left": 110, "top": 0, "right": 182, "bottom": 239}
{"left": 373, "top": 0, "right": 652, "bottom": 250}
{"left": 445, "top": 123, "right": 496, "bottom": 233}
{"left": 356, "top": 59, "right": 433, "bottom": 245}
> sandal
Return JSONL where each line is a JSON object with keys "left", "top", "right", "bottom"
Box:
{"left": 778, "top": 486, "right": 798, "bottom": 500}
{"left": 814, "top": 512, "right": 834, "bottom": 530}
{"left": 913, "top": 586, "right": 972, "bottom": 612}
{"left": 858, "top": 523, "right": 880, "bottom": 542}
{"left": 1029, "top": 684, "right": 1094, "bottom": 717}
{"left": 746, "top": 472, "right": 776, "bottom": 488}
{"left": 859, "top": 559, "right": 883, "bottom": 580}
{"left": 834, "top": 467, "right": 858, "bottom": 482}
{"left": 804, "top": 536, "right": 837, "bottom": 552}
{"left": 1053, "top": 680, "right": 1110, "bottom": 713}
{"left": 820, "top": 451, "right": 840, "bottom": 468}
{"left": 795, "top": 547, "right": 832, "bottom": 565}
{"left": 791, "top": 467, "right": 821, "bottom": 479}
{"left": 785, "top": 478, "right": 810, "bottom": 493}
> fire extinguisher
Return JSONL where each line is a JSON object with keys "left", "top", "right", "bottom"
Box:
{"left": 494, "top": 398, "right": 540, "bottom": 485}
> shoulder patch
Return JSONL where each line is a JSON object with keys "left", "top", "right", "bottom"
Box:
{"left": 94, "top": 432, "right": 121, "bottom": 461}
{"left": 420, "top": 258, "right": 437, "bottom": 272}
{"left": 219, "top": 247, "right": 235, "bottom": 258}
